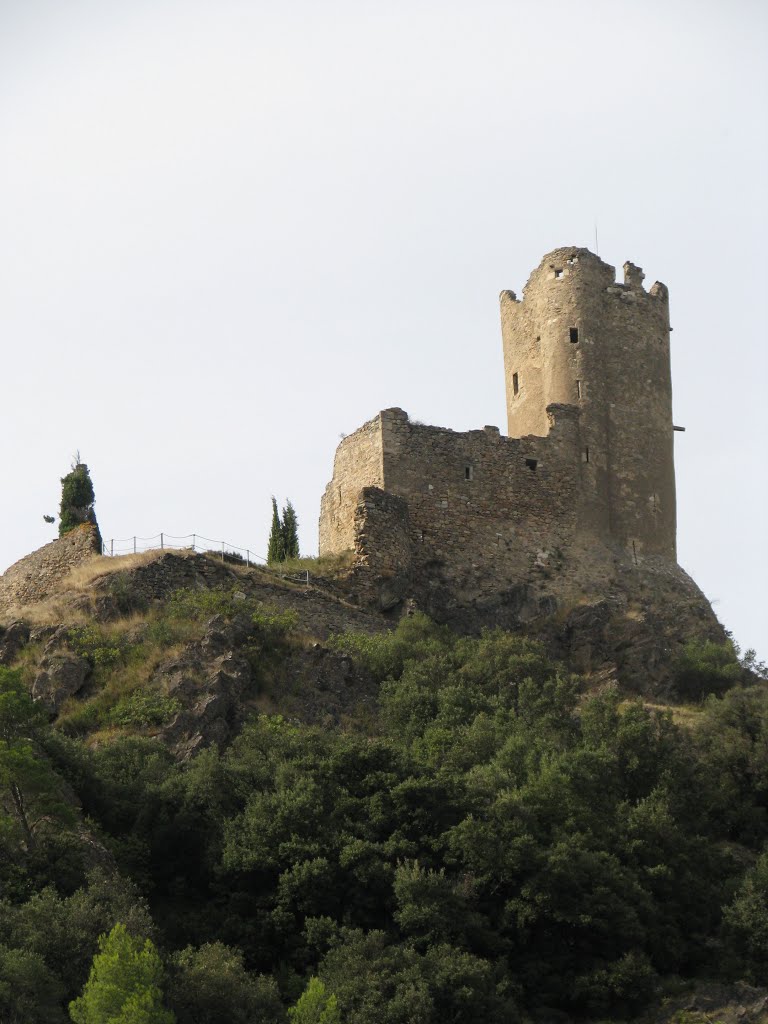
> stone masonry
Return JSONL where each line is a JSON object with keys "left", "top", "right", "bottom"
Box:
{"left": 319, "top": 247, "right": 722, "bottom": 639}
{"left": 501, "top": 248, "right": 675, "bottom": 560}
{"left": 0, "top": 524, "right": 102, "bottom": 612}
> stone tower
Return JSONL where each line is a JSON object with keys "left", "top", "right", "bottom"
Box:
{"left": 500, "top": 247, "right": 676, "bottom": 561}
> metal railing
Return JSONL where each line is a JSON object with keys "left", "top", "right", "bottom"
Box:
{"left": 100, "top": 533, "right": 310, "bottom": 585}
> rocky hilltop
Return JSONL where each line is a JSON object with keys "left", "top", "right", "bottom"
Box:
{"left": 0, "top": 525, "right": 730, "bottom": 721}
{"left": 0, "top": 533, "right": 765, "bottom": 1024}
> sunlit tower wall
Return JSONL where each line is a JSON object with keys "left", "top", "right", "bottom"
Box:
{"left": 500, "top": 247, "right": 676, "bottom": 560}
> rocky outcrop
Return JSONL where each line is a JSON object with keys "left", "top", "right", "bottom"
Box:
{"left": 32, "top": 653, "right": 90, "bottom": 715}
{"left": 0, "top": 621, "right": 31, "bottom": 665}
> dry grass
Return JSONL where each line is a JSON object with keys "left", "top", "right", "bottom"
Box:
{"left": 57, "top": 549, "right": 170, "bottom": 591}
{"left": 261, "top": 551, "right": 356, "bottom": 578}
{"left": 1, "top": 593, "right": 98, "bottom": 627}
{"left": 642, "top": 700, "right": 704, "bottom": 729}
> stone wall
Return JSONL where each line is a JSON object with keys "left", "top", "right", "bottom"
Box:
{"left": 0, "top": 525, "right": 102, "bottom": 613}
{"left": 354, "top": 487, "right": 411, "bottom": 577}
{"left": 321, "top": 404, "right": 591, "bottom": 607}
{"left": 381, "top": 405, "right": 585, "bottom": 604}
{"left": 320, "top": 413, "right": 385, "bottom": 555}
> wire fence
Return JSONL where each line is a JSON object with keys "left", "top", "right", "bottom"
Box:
{"left": 100, "top": 533, "right": 310, "bottom": 585}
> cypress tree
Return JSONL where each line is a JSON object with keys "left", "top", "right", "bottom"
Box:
{"left": 267, "top": 497, "right": 285, "bottom": 564}
{"left": 281, "top": 501, "right": 300, "bottom": 560}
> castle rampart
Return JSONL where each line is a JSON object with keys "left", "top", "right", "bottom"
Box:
{"left": 319, "top": 246, "right": 693, "bottom": 624}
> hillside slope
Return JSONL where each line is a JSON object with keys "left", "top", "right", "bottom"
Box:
{"left": 0, "top": 546, "right": 765, "bottom": 1024}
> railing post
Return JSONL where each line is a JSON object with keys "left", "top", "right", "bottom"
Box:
{"left": 133, "top": 537, "right": 136, "bottom": 554}
{"left": 221, "top": 541, "right": 225, "bottom": 562}
{"left": 160, "top": 533, "right": 164, "bottom": 550}
{"left": 246, "top": 550, "right": 250, "bottom": 567}
{"left": 192, "top": 534, "right": 195, "bottom": 552}
{"left": 110, "top": 539, "right": 114, "bottom": 557}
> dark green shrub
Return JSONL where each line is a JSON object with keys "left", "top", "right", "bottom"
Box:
{"left": 671, "top": 639, "right": 741, "bottom": 700}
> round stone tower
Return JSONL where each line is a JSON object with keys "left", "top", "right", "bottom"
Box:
{"left": 500, "top": 246, "right": 676, "bottom": 560}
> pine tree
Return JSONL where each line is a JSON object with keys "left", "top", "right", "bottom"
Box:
{"left": 267, "top": 497, "right": 285, "bottom": 565}
{"left": 59, "top": 458, "right": 101, "bottom": 549}
{"left": 69, "top": 923, "right": 174, "bottom": 1024}
{"left": 281, "top": 500, "right": 300, "bottom": 560}
{"left": 288, "top": 977, "right": 340, "bottom": 1023}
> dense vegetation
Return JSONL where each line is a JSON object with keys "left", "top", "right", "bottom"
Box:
{"left": 0, "top": 600, "right": 766, "bottom": 1022}
{"left": 58, "top": 461, "right": 100, "bottom": 545}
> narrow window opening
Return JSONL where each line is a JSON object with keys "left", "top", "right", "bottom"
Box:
{"left": 512, "top": 372, "right": 519, "bottom": 396}
{"left": 464, "top": 465, "right": 473, "bottom": 481}
{"left": 569, "top": 327, "right": 579, "bottom": 344}
{"left": 554, "top": 269, "right": 563, "bottom": 279}
{"left": 525, "top": 458, "right": 538, "bottom": 472}
{"left": 631, "top": 540, "right": 638, "bottom": 566}
{"left": 576, "top": 379, "right": 582, "bottom": 399}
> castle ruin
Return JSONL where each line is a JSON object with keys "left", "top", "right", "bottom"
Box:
{"left": 319, "top": 247, "right": 720, "bottom": 644}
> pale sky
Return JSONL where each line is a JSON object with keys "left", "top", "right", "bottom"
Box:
{"left": 1, "top": 0, "right": 766, "bottom": 659}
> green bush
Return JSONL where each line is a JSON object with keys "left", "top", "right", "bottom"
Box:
{"left": 252, "top": 607, "right": 298, "bottom": 645}
{"left": 327, "top": 613, "right": 452, "bottom": 681}
{"left": 108, "top": 692, "right": 181, "bottom": 729}
{"left": 671, "top": 639, "right": 742, "bottom": 700}
{"left": 166, "top": 589, "right": 244, "bottom": 622}
{"left": 67, "top": 627, "right": 131, "bottom": 672}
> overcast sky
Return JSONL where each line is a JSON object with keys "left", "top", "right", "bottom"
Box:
{"left": 1, "top": 0, "right": 766, "bottom": 658}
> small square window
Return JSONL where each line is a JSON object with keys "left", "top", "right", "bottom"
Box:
{"left": 512, "top": 372, "right": 519, "bottom": 395}
{"left": 525, "top": 458, "right": 538, "bottom": 472}
{"left": 554, "top": 269, "right": 563, "bottom": 279}
{"left": 569, "top": 327, "right": 579, "bottom": 343}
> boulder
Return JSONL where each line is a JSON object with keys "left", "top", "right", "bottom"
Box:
{"left": 0, "top": 621, "right": 30, "bottom": 665}
{"left": 32, "top": 654, "right": 90, "bottom": 714}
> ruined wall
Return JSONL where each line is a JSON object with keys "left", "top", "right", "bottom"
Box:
{"left": 353, "top": 487, "right": 411, "bottom": 578}
{"left": 321, "top": 405, "right": 585, "bottom": 605}
{"left": 319, "top": 414, "right": 385, "bottom": 555}
{"left": 318, "top": 245, "right": 686, "bottom": 622}
{"left": 501, "top": 247, "right": 676, "bottom": 559}
{"left": 0, "top": 525, "right": 102, "bottom": 614}
{"left": 379, "top": 406, "right": 582, "bottom": 602}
